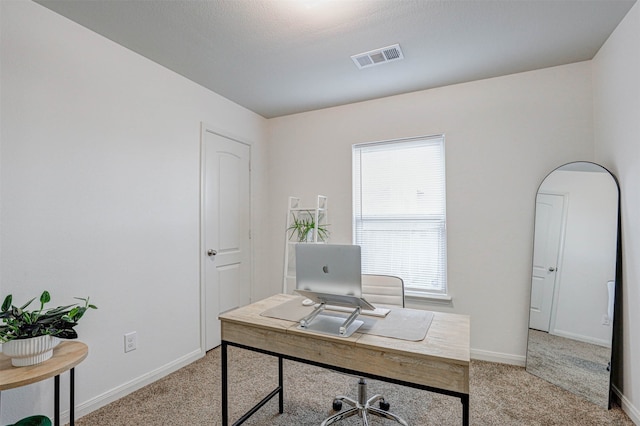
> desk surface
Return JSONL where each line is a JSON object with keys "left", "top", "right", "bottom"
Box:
{"left": 220, "top": 294, "right": 470, "bottom": 394}
{"left": 0, "top": 341, "right": 88, "bottom": 390}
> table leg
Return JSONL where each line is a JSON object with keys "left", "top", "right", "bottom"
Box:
{"left": 462, "top": 394, "right": 469, "bottom": 426}
{"left": 54, "top": 375, "right": 60, "bottom": 426}
{"left": 222, "top": 343, "right": 285, "bottom": 425}
{"left": 222, "top": 341, "right": 229, "bottom": 426}
{"left": 70, "top": 368, "right": 75, "bottom": 426}
{"left": 278, "top": 356, "right": 283, "bottom": 414}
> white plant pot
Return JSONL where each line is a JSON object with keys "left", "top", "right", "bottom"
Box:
{"left": 2, "top": 335, "right": 61, "bottom": 367}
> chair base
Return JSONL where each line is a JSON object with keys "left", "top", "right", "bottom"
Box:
{"left": 321, "top": 378, "right": 408, "bottom": 426}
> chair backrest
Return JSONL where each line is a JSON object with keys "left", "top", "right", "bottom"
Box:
{"left": 361, "top": 274, "right": 405, "bottom": 308}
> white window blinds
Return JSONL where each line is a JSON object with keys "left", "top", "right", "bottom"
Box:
{"left": 353, "top": 135, "right": 447, "bottom": 295}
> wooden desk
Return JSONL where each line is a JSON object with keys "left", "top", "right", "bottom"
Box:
{"left": 0, "top": 341, "right": 88, "bottom": 426}
{"left": 220, "top": 294, "right": 470, "bottom": 425}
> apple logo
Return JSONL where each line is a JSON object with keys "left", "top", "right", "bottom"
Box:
{"left": 322, "top": 265, "right": 330, "bottom": 274}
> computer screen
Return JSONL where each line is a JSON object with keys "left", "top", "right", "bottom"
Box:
{"left": 295, "top": 244, "right": 374, "bottom": 310}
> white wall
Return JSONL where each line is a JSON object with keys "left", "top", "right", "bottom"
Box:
{"left": 539, "top": 170, "right": 618, "bottom": 346}
{"left": 593, "top": 2, "right": 640, "bottom": 423}
{"left": 267, "top": 62, "right": 594, "bottom": 363}
{"left": 0, "top": 1, "right": 267, "bottom": 423}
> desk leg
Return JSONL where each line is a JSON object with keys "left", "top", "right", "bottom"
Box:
{"left": 222, "top": 341, "right": 229, "bottom": 426}
{"left": 222, "top": 343, "right": 284, "bottom": 425}
{"left": 278, "top": 356, "right": 283, "bottom": 414}
{"left": 54, "top": 375, "right": 60, "bottom": 426}
{"left": 462, "top": 394, "right": 469, "bottom": 426}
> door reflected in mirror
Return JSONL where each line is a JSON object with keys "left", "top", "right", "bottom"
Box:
{"left": 526, "top": 161, "right": 619, "bottom": 408}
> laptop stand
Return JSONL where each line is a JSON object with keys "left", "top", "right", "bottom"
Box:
{"left": 298, "top": 303, "right": 364, "bottom": 337}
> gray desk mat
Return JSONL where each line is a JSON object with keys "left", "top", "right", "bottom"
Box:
{"left": 260, "top": 297, "right": 433, "bottom": 341}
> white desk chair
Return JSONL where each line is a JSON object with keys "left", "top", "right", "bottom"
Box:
{"left": 321, "top": 274, "right": 408, "bottom": 426}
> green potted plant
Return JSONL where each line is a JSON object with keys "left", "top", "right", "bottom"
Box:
{"left": 8, "top": 415, "right": 51, "bottom": 426}
{"left": 0, "top": 291, "right": 97, "bottom": 366}
{"left": 287, "top": 210, "right": 329, "bottom": 242}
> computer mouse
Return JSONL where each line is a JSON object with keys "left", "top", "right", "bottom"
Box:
{"left": 302, "top": 298, "right": 315, "bottom": 306}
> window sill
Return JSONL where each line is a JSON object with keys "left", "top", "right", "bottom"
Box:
{"left": 405, "top": 291, "right": 453, "bottom": 305}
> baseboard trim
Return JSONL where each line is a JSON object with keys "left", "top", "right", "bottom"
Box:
{"left": 66, "top": 348, "right": 204, "bottom": 423}
{"left": 471, "top": 348, "right": 526, "bottom": 366}
{"left": 612, "top": 384, "right": 640, "bottom": 425}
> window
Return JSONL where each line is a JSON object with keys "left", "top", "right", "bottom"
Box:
{"left": 353, "top": 135, "right": 447, "bottom": 296}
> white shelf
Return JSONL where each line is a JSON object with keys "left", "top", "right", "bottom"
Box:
{"left": 282, "top": 195, "right": 328, "bottom": 294}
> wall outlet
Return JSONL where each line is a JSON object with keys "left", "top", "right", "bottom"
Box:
{"left": 602, "top": 314, "right": 611, "bottom": 326}
{"left": 124, "top": 331, "right": 137, "bottom": 352}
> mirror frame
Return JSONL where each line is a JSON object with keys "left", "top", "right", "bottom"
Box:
{"left": 526, "top": 161, "right": 621, "bottom": 409}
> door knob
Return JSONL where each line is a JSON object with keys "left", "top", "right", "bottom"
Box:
{"left": 548, "top": 267, "right": 556, "bottom": 272}
{"left": 207, "top": 249, "right": 218, "bottom": 257}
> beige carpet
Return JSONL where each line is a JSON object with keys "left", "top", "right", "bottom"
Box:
{"left": 75, "top": 346, "right": 633, "bottom": 425}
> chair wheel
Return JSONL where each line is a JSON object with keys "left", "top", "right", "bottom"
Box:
{"left": 379, "top": 400, "right": 390, "bottom": 411}
{"left": 333, "top": 399, "right": 343, "bottom": 411}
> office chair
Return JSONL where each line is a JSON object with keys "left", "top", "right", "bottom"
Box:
{"left": 321, "top": 274, "right": 408, "bottom": 426}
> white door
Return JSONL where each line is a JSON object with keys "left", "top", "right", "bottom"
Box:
{"left": 202, "top": 129, "right": 251, "bottom": 351}
{"left": 529, "top": 193, "right": 565, "bottom": 332}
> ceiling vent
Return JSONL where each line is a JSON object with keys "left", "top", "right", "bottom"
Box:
{"left": 351, "top": 44, "right": 404, "bottom": 69}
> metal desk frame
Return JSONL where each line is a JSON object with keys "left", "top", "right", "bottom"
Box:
{"left": 221, "top": 340, "right": 469, "bottom": 426}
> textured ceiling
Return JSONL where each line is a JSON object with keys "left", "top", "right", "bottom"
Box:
{"left": 36, "top": 0, "right": 636, "bottom": 118}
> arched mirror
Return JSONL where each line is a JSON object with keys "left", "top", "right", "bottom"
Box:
{"left": 526, "top": 161, "right": 619, "bottom": 408}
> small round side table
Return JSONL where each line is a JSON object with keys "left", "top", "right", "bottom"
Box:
{"left": 0, "top": 341, "right": 88, "bottom": 426}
